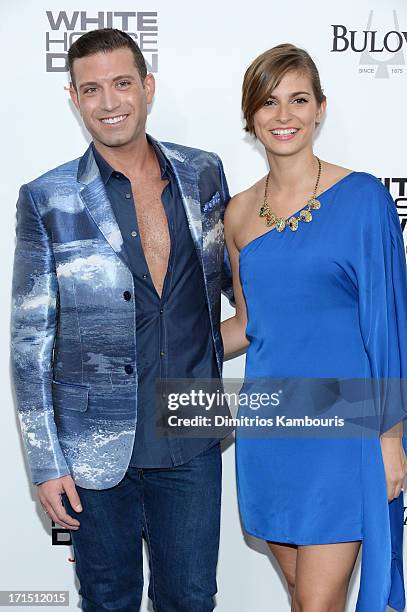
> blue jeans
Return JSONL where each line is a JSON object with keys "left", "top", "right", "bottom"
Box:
{"left": 62, "top": 443, "right": 221, "bottom": 611}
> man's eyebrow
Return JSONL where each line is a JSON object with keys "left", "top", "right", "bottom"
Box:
{"left": 112, "top": 74, "right": 136, "bottom": 81}
{"left": 79, "top": 75, "right": 135, "bottom": 90}
{"left": 79, "top": 81, "right": 98, "bottom": 90}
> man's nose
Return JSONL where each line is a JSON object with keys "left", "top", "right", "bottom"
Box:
{"left": 100, "top": 87, "right": 120, "bottom": 112}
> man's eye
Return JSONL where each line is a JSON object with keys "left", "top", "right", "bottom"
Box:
{"left": 84, "top": 87, "right": 97, "bottom": 94}
{"left": 117, "top": 80, "right": 131, "bottom": 88}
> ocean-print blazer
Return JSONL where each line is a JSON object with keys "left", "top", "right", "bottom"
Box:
{"left": 10, "top": 137, "right": 233, "bottom": 489}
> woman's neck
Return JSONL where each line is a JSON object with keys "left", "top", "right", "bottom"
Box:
{"left": 265, "top": 148, "right": 319, "bottom": 195}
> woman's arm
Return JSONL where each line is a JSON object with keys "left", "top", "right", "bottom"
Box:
{"left": 221, "top": 196, "right": 250, "bottom": 358}
{"left": 356, "top": 178, "right": 407, "bottom": 501}
{"left": 380, "top": 421, "right": 407, "bottom": 501}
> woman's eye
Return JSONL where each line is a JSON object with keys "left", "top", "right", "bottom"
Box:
{"left": 264, "top": 99, "right": 276, "bottom": 106}
{"left": 293, "top": 97, "right": 308, "bottom": 104}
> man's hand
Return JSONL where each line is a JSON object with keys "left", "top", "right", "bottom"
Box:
{"left": 38, "top": 475, "right": 82, "bottom": 530}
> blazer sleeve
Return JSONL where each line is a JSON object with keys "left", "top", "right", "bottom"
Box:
{"left": 10, "top": 185, "right": 70, "bottom": 485}
{"left": 213, "top": 153, "right": 235, "bottom": 306}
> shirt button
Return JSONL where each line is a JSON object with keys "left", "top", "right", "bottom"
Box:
{"left": 125, "top": 193, "right": 131, "bottom": 199}
{"left": 131, "top": 230, "right": 138, "bottom": 237}
{"left": 114, "top": 173, "right": 121, "bottom": 179}
{"left": 124, "top": 365, "right": 134, "bottom": 375}
{"left": 160, "top": 308, "right": 164, "bottom": 314}
{"left": 160, "top": 351, "right": 165, "bottom": 357}
{"left": 142, "top": 274, "right": 148, "bottom": 279}
{"left": 123, "top": 291, "right": 131, "bottom": 301}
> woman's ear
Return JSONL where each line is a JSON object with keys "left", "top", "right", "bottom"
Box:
{"left": 316, "top": 96, "right": 327, "bottom": 126}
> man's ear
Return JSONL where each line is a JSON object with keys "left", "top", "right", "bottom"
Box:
{"left": 143, "top": 73, "right": 156, "bottom": 105}
{"left": 69, "top": 83, "right": 81, "bottom": 114}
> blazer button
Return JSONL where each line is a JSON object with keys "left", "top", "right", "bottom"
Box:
{"left": 124, "top": 365, "right": 134, "bottom": 374}
{"left": 123, "top": 291, "right": 132, "bottom": 301}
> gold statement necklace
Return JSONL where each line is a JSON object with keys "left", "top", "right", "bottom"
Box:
{"left": 259, "top": 157, "right": 322, "bottom": 232}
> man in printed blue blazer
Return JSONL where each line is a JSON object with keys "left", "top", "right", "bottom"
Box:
{"left": 11, "top": 28, "right": 233, "bottom": 611}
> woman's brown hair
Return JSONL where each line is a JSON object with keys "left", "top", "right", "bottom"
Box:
{"left": 242, "top": 43, "right": 325, "bottom": 135}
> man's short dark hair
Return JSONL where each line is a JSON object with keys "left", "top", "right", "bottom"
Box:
{"left": 68, "top": 28, "right": 147, "bottom": 88}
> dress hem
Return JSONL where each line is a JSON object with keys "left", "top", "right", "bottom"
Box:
{"left": 243, "top": 526, "right": 363, "bottom": 547}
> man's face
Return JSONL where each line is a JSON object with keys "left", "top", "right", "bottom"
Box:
{"left": 70, "top": 48, "right": 154, "bottom": 149}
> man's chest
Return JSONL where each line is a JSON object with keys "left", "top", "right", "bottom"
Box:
{"left": 130, "top": 179, "right": 171, "bottom": 262}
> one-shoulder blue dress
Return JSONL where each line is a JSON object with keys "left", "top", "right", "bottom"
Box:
{"left": 236, "top": 172, "right": 407, "bottom": 611}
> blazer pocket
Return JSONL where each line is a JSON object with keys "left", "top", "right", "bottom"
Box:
{"left": 202, "top": 191, "right": 221, "bottom": 214}
{"left": 52, "top": 380, "right": 89, "bottom": 412}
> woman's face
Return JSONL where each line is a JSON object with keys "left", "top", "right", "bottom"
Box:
{"left": 252, "top": 70, "right": 326, "bottom": 157}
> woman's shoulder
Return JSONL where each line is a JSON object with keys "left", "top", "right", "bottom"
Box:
{"left": 320, "top": 162, "right": 379, "bottom": 190}
{"left": 344, "top": 171, "right": 393, "bottom": 214}
{"left": 349, "top": 172, "right": 402, "bottom": 241}
{"left": 321, "top": 162, "right": 393, "bottom": 215}
{"left": 324, "top": 162, "right": 384, "bottom": 193}
{"left": 345, "top": 170, "right": 386, "bottom": 192}
{"left": 224, "top": 177, "right": 265, "bottom": 226}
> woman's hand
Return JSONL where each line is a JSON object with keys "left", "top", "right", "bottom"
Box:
{"left": 380, "top": 422, "right": 407, "bottom": 501}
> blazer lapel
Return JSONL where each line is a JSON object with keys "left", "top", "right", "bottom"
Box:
{"left": 155, "top": 139, "right": 219, "bottom": 336}
{"left": 77, "top": 145, "right": 130, "bottom": 269}
{"left": 154, "top": 139, "right": 222, "bottom": 372}
{"left": 155, "top": 140, "right": 204, "bottom": 265}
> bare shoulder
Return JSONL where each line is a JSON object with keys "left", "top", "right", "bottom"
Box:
{"left": 319, "top": 161, "right": 354, "bottom": 192}
{"left": 225, "top": 177, "right": 265, "bottom": 229}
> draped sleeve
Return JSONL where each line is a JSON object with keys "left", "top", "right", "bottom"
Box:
{"left": 353, "top": 175, "right": 407, "bottom": 612}
{"left": 355, "top": 176, "right": 407, "bottom": 433}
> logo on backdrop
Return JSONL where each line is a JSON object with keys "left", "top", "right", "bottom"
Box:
{"left": 51, "top": 520, "right": 72, "bottom": 545}
{"left": 45, "top": 11, "right": 158, "bottom": 73}
{"left": 381, "top": 177, "right": 407, "bottom": 251}
{"left": 51, "top": 521, "right": 75, "bottom": 562}
{"left": 331, "top": 10, "right": 405, "bottom": 78}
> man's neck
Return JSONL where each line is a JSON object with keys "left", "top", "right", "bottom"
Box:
{"left": 93, "top": 134, "right": 158, "bottom": 182}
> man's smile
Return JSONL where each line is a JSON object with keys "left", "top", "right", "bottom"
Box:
{"left": 99, "top": 114, "right": 129, "bottom": 125}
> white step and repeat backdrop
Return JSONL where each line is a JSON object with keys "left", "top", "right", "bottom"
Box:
{"left": 2, "top": 0, "right": 407, "bottom": 610}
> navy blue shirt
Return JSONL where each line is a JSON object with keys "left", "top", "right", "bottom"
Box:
{"left": 92, "top": 139, "right": 219, "bottom": 467}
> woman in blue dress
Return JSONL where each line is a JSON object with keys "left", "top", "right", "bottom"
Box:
{"left": 221, "top": 43, "right": 407, "bottom": 611}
